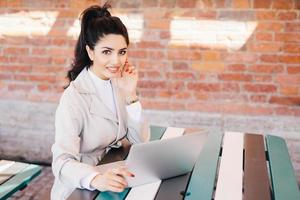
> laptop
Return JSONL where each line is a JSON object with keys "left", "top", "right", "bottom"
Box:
{"left": 96, "top": 132, "right": 208, "bottom": 187}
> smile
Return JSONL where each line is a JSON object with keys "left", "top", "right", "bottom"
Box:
{"left": 106, "top": 67, "right": 120, "bottom": 73}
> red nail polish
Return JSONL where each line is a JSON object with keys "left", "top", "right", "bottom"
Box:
{"left": 131, "top": 174, "right": 135, "bottom": 177}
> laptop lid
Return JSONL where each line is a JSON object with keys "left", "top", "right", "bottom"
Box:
{"left": 125, "top": 132, "right": 208, "bottom": 187}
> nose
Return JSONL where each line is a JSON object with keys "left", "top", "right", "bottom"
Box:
{"left": 111, "top": 53, "right": 121, "bottom": 66}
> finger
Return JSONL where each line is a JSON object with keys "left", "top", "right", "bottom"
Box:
{"left": 109, "top": 178, "right": 127, "bottom": 188}
{"left": 116, "top": 167, "right": 135, "bottom": 178}
{"left": 107, "top": 184, "right": 124, "bottom": 193}
{"left": 109, "top": 172, "right": 128, "bottom": 186}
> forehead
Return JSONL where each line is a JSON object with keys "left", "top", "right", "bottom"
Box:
{"left": 96, "top": 34, "right": 127, "bottom": 49}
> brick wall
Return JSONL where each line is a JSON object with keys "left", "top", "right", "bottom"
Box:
{"left": 0, "top": 0, "right": 299, "bottom": 181}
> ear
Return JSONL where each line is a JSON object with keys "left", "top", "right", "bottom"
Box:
{"left": 85, "top": 45, "right": 94, "bottom": 61}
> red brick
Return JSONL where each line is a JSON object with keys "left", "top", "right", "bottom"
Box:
{"left": 244, "top": 84, "right": 277, "bottom": 93}
{"left": 13, "top": 74, "right": 28, "bottom": 81}
{"left": 275, "top": 33, "right": 300, "bottom": 42}
{"left": 253, "top": 75, "right": 272, "bottom": 82}
{"left": 147, "top": 20, "right": 170, "bottom": 29}
{"left": 218, "top": 73, "right": 252, "bottom": 82}
{"left": 232, "top": 0, "right": 250, "bottom": 8}
{"left": 226, "top": 64, "right": 246, "bottom": 72}
{"left": 159, "top": 0, "right": 176, "bottom": 7}
{"left": 248, "top": 64, "right": 283, "bottom": 73}
{"left": 0, "top": 56, "right": 9, "bottom": 63}
{"left": 255, "top": 32, "right": 273, "bottom": 41}
{"left": 269, "top": 96, "right": 300, "bottom": 106}
{"left": 277, "top": 11, "right": 297, "bottom": 20}
{"left": 3, "top": 47, "right": 29, "bottom": 55}
{"left": 196, "top": 0, "right": 214, "bottom": 8}
{"left": 170, "top": 102, "right": 186, "bottom": 110}
{"left": 138, "top": 80, "right": 166, "bottom": 89}
{"left": 172, "top": 62, "right": 189, "bottom": 70}
{"left": 285, "top": 22, "right": 300, "bottom": 32}
{"left": 255, "top": 11, "right": 276, "bottom": 20}
{"left": 143, "top": 0, "right": 158, "bottom": 7}
{"left": 168, "top": 50, "right": 201, "bottom": 60}
{"left": 174, "top": 91, "right": 191, "bottom": 99}
{"left": 167, "top": 72, "right": 195, "bottom": 80}
{"left": 215, "top": 0, "right": 226, "bottom": 8}
{"left": 218, "top": 10, "right": 255, "bottom": 20}
{"left": 168, "top": 81, "right": 185, "bottom": 91}
{"left": 192, "top": 62, "right": 224, "bottom": 73}
{"left": 187, "top": 82, "right": 221, "bottom": 92}
{"left": 137, "top": 41, "right": 163, "bottom": 48}
{"left": 274, "top": 107, "right": 296, "bottom": 116}
{"left": 225, "top": 53, "right": 257, "bottom": 63}
{"left": 202, "top": 51, "right": 220, "bottom": 61}
{"left": 177, "top": 0, "right": 197, "bottom": 8}
{"left": 52, "top": 57, "right": 67, "bottom": 65}
{"left": 196, "top": 10, "right": 217, "bottom": 19}
{"left": 159, "top": 31, "right": 170, "bottom": 39}
{"left": 128, "top": 50, "right": 147, "bottom": 58}
{"left": 280, "top": 86, "right": 299, "bottom": 95}
{"left": 145, "top": 71, "right": 161, "bottom": 78}
{"left": 257, "top": 22, "right": 284, "bottom": 32}
{"left": 32, "top": 48, "right": 47, "bottom": 55}
{"left": 272, "top": 0, "right": 294, "bottom": 9}
{"left": 141, "top": 100, "right": 170, "bottom": 110}
{"left": 250, "top": 95, "right": 267, "bottom": 103}
{"left": 8, "top": 83, "right": 34, "bottom": 91}
{"left": 247, "top": 42, "right": 281, "bottom": 52}
{"left": 254, "top": 0, "right": 271, "bottom": 8}
{"left": 283, "top": 44, "right": 300, "bottom": 53}
{"left": 18, "top": 57, "right": 52, "bottom": 65}
{"left": 221, "top": 83, "right": 240, "bottom": 92}
{"left": 29, "top": 75, "right": 56, "bottom": 83}
{"left": 260, "top": 54, "right": 279, "bottom": 63}
{"left": 276, "top": 75, "right": 300, "bottom": 85}
{"left": 148, "top": 51, "right": 165, "bottom": 59}
{"left": 287, "top": 66, "right": 300, "bottom": 74}
{"left": 279, "top": 55, "right": 300, "bottom": 64}
{"left": 0, "top": 74, "right": 13, "bottom": 80}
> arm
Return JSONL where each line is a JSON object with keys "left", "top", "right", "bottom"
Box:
{"left": 51, "top": 94, "right": 98, "bottom": 189}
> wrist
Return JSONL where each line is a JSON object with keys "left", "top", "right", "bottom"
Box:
{"left": 126, "top": 92, "right": 139, "bottom": 105}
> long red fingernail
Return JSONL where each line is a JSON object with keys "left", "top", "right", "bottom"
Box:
{"left": 131, "top": 173, "right": 135, "bottom": 177}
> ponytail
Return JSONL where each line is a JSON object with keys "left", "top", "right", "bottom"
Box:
{"left": 66, "top": 2, "right": 129, "bottom": 84}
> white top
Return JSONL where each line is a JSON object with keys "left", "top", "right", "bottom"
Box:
{"left": 80, "top": 69, "right": 142, "bottom": 190}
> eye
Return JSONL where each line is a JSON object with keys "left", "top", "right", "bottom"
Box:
{"left": 119, "top": 50, "right": 127, "bottom": 55}
{"left": 102, "top": 50, "right": 111, "bottom": 55}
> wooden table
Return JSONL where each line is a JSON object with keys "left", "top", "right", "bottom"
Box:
{"left": 0, "top": 160, "right": 41, "bottom": 200}
{"left": 66, "top": 126, "right": 300, "bottom": 200}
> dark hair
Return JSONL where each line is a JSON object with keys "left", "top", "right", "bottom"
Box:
{"left": 66, "top": 2, "right": 129, "bottom": 82}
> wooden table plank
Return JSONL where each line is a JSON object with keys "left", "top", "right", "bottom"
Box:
{"left": 214, "top": 132, "right": 244, "bottom": 200}
{"left": 185, "top": 133, "right": 223, "bottom": 200}
{"left": 244, "top": 134, "right": 271, "bottom": 200}
{"left": 155, "top": 173, "right": 191, "bottom": 200}
{"left": 0, "top": 164, "right": 41, "bottom": 200}
{"left": 266, "top": 135, "right": 300, "bottom": 200}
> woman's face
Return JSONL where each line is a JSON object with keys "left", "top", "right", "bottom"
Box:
{"left": 86, "top": 34, "right": 128, "bottom": 80}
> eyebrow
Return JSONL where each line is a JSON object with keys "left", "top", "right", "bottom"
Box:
{"left": 101, "top": 47, "right": 127, "bottom": 51}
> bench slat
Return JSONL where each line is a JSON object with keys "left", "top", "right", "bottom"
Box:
{"left": 95, "top": 125, "right": 168, "bottom": 200}
{"left": 266, "top": 135, "right": 300, "bottom": 200}
{"left": 244, "top": 134, "right": 271, "bottom": 200}
{"left": 0, "top": 164, "right": 41, "bottom": 200}
{"left": 185, "top": 133, "right": 223, "bottom": 200}
{"left": 214, "top": 132, "right": 244, "bottom": 200}
{"left": 0, "top": 161, "right": 29, "bottom": 185}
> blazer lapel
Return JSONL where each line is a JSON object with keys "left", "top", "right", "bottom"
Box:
{"left": 111, "top": 79, "right": 127, "bottom": 141}
{"left": 73, "top": 67, "right": 118, "bottom": 123}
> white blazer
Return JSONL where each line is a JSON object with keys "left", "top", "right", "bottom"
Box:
{"left": 51, "top": 67, "right": 149, "bottom": 200}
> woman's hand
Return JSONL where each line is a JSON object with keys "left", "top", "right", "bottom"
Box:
{"left": 90, "top": 167, "right": 134, "bottom": 192}
{"left": 116, "top": 61, "right": 139, "bottom": 102}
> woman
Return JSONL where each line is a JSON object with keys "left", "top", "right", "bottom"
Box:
{"left": 51, "top": 3, "right": 149, "bottom": 199}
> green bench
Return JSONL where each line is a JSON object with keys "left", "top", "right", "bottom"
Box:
{"left": 0, "top": 160, "right": 41, "bottom": 200}
{"left": 65, "top": 126, "right": 299, "bottom": 200}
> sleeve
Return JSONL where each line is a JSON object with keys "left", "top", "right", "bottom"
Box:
{"left": 125, "top": 101, "right": 150, "bottom": 144}
{"left": 51, "top": 93, "right": 99, "bottom": 189}
{"left": 80, "top": 172, "right": 100, "bottom": 190}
